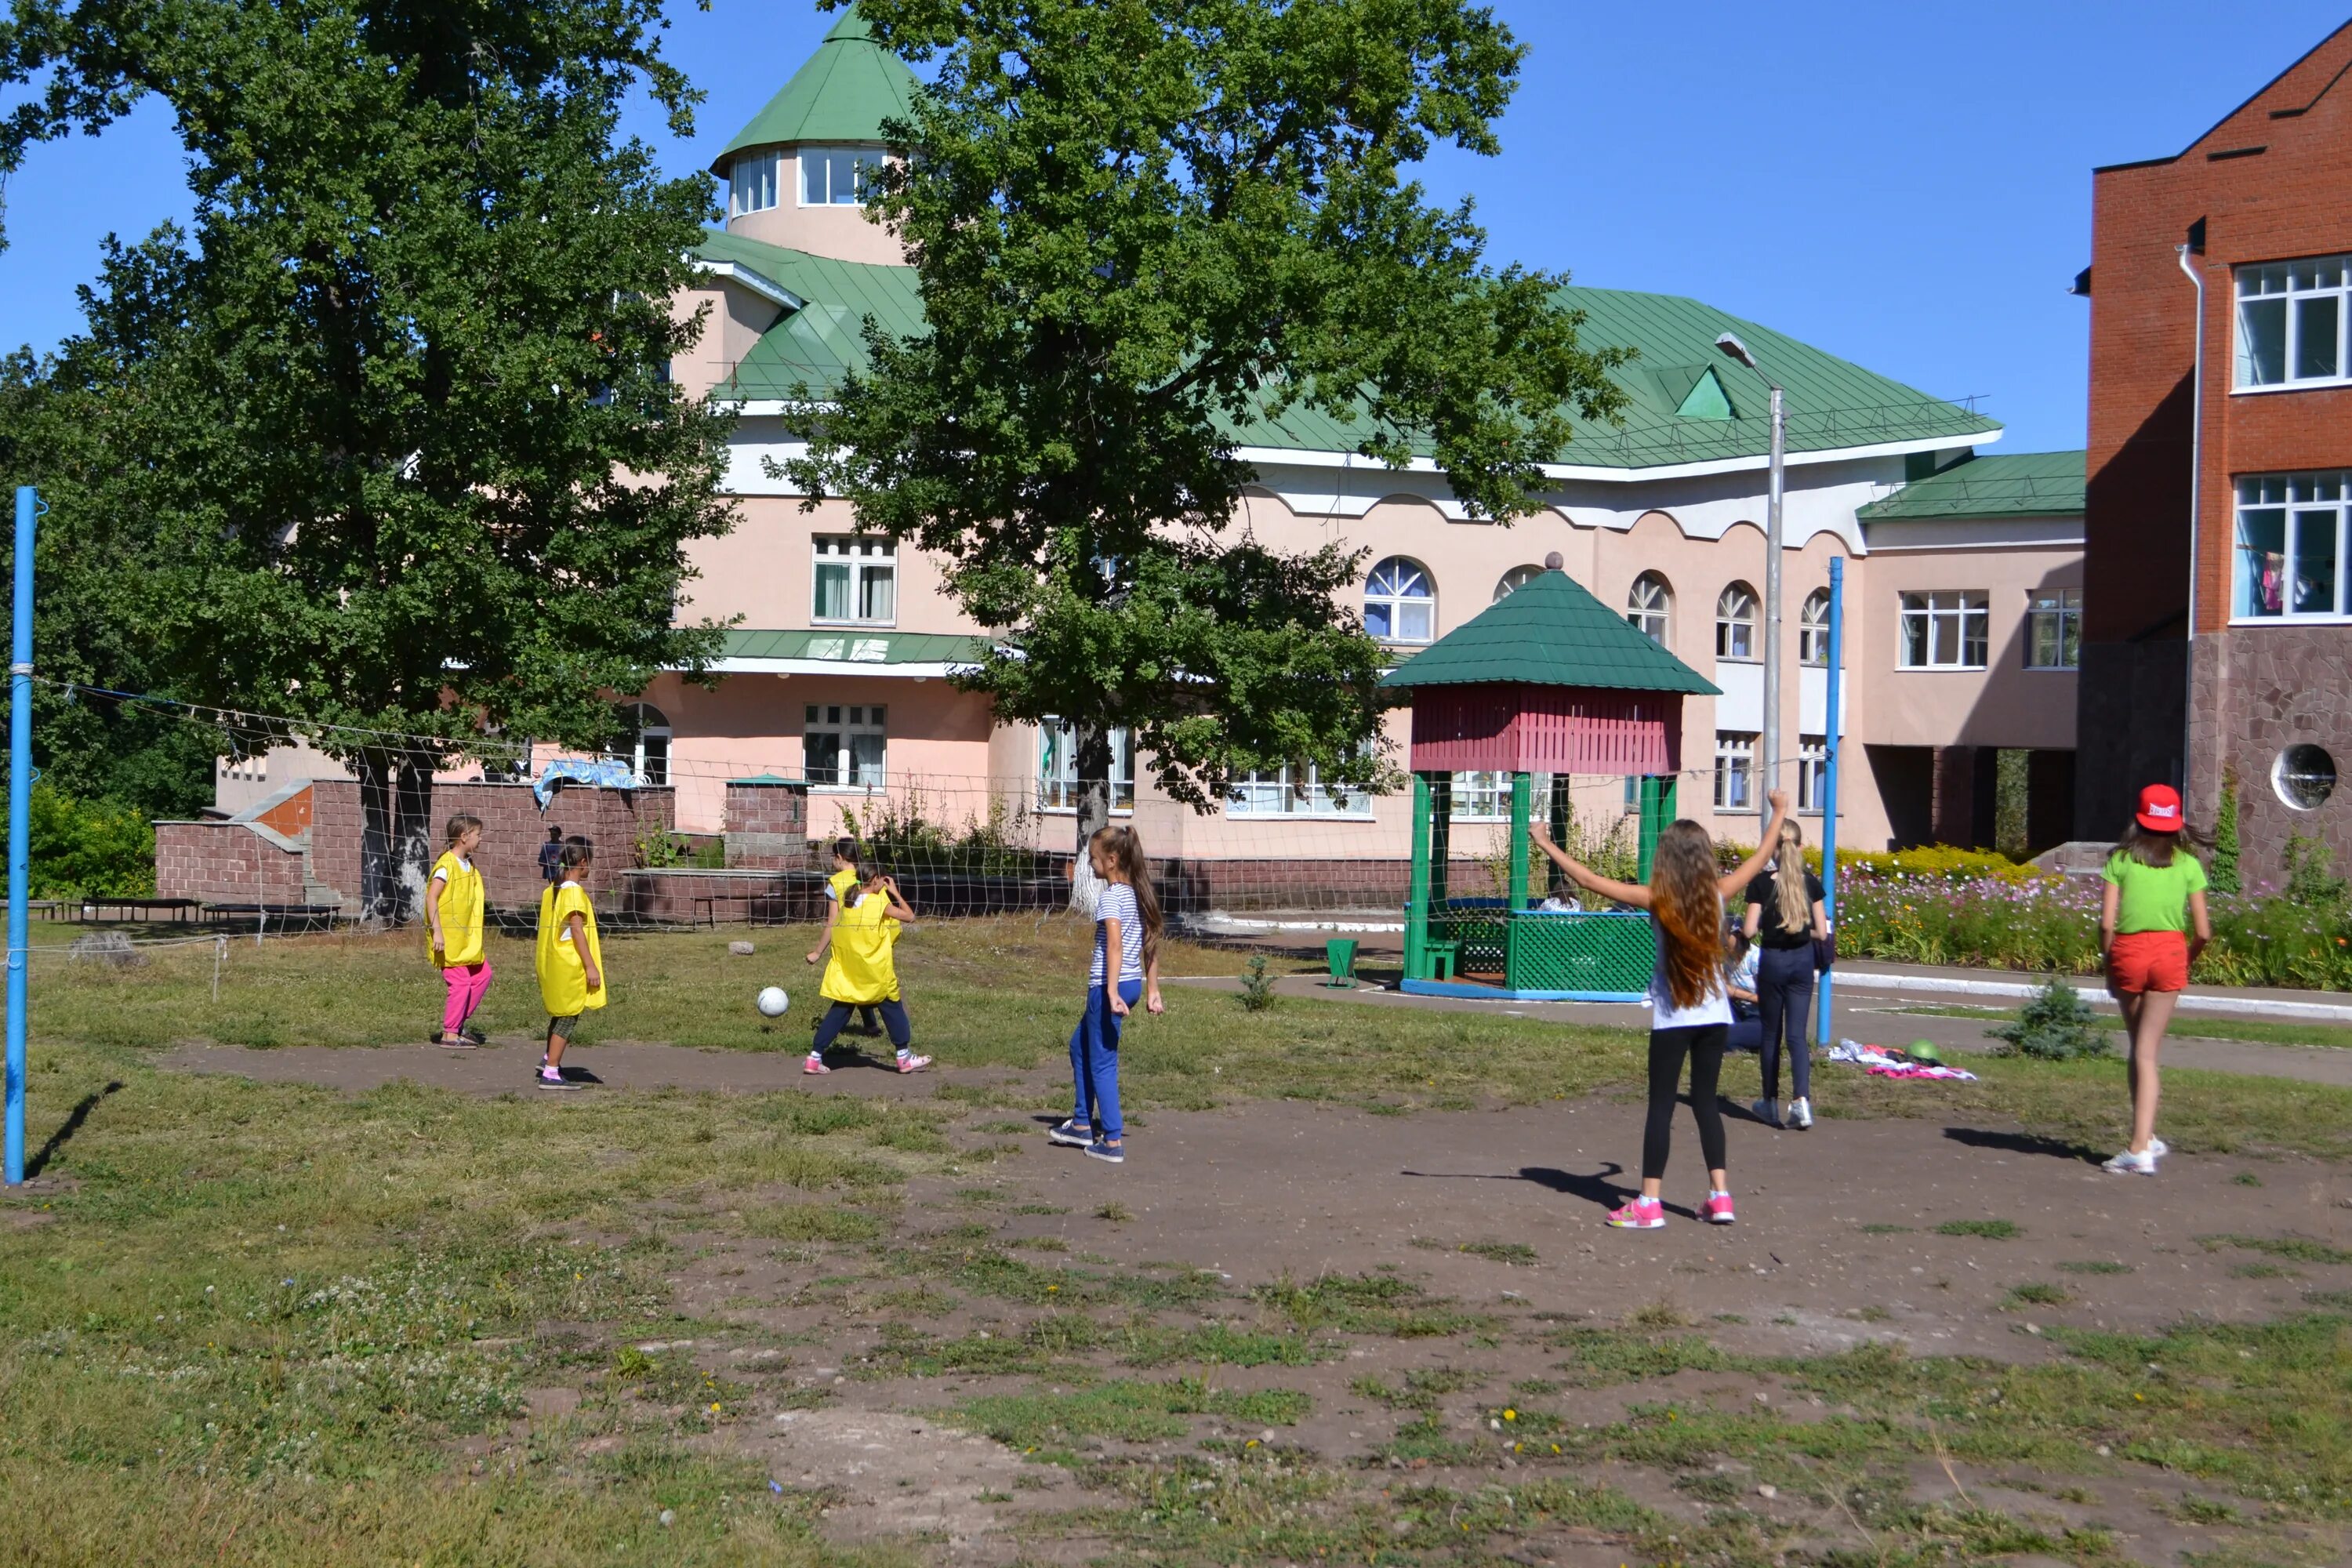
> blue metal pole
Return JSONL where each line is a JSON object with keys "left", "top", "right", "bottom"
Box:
{"left": 6, "top": 485, "right": 34, "bottom": 1185}
{"left": 1816, "top": 555, "right": 1844, "bottom": 1051}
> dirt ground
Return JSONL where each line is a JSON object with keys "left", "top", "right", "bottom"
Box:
{"left": 162, "top": 1039, "right": 2352, "bottom": 1566}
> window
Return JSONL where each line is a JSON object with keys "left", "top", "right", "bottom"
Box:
{"left": 1715, "top": 582, "right": 1758, "bottom": 662}
{"left": 1365, "top": 557, "right": 1435, "bottom": 644}
{"left": 1228, "top": 763, "right": 1373, "bottom": 818}
{"left": 1714, "top": 731, "right": 1756, "bottom": 812}
{"left": 2236, "top": 472, "right": 2350, "bottom": 619}
{"left": 1626, "top": 572, "right": 1671, "bottom": 644}
{"left": 1450, "top": 771, "right": 1512, "bottom": 821}
{"left": 618, "top": 702, "right": 670, "bottom": 786}
{"left": 730, "top": 151, "right": 780, "bottom": 216}
{"left": 804, "top": 703, "right": 886, "bottom": 788}
{"left": 1037, "top": 719, "right": 1136, "bottom": 811}
{"left": 1799, "top": 588, "right": 1831, "bottom": 666}
{"left": 1798, "top": 735, "right": 1828, "bottom": 812}
{"left": 800, "top": 146, "right": 883, "bottom": 206}
{"left": 2025, "top": 588, "right": 2082, "bottom": 668}
{"left": 2236, "top": 256, "right": 2350, "bottom": 388}
{"left": 813, "top": 536, "right": 896, "bottom": 625}
{"left": 1898, "top": 591, "right": 1989, "bottom": 669}
{"left": 2274, "top": 743, "right": 2338, "bottom": 811}
{"left": 1494, "top": 564, "right": 1544, "bottom": 602}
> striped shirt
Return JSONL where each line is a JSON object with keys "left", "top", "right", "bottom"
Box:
{"left": 1091, "top": 881, "right": 1145, "bottom": 985}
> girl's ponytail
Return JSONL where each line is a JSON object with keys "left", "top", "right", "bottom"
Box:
{"left": 1111, "top": 826, "right": 1163, "bottom": 971}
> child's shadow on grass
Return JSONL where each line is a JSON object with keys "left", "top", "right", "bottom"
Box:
{"left": 1943, "top": 1126, "right": 2100, "bottom": 1165}
{"left": 1403, "top": 1162, "right": 1698, "bottom": 1223}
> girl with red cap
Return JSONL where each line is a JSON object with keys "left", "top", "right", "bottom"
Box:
{"left": 2099, "top": 782, "right": 2212, "bottom": 1174}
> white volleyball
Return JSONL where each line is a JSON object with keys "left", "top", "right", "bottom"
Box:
{"left": 756, "top": 985, "right": 790, "bottom": 1018}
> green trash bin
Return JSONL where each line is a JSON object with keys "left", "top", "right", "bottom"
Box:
{"left": 1323, "top": 938, "right": 1359, "bottom": 988}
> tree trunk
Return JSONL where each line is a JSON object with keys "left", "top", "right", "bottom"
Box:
{"left": 355, "top": 746, "right": 436, "bottom": 928}
{"left": 1067, "top": 724, "right": 1113, "bottom": 913}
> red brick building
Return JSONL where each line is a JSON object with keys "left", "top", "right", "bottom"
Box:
{"left": 2079, "top": 19, "right": 2352, "bottom": 871}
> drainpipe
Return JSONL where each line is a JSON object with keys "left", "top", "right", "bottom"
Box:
{"left": 2176, "top": 242, "right": 2204, "bottom": 806}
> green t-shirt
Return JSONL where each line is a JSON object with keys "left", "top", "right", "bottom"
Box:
{"left": 2103, "top": 850, "right": 2209, "bottom": 935}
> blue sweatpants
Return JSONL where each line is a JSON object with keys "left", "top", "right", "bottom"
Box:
{"left": 1069, "top": 979, "right": 1143, "bottom": 1141}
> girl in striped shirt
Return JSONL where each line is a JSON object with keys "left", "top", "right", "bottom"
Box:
{"left": 1047, "top": 826, "right": 1163, "bottom": 1164}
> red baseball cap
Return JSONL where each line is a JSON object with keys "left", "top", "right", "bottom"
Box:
{"left": 2135, "top": 783, "right": 2183, "bottom": 833}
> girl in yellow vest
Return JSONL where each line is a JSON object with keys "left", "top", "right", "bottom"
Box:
{"left": 426, "top": 813, "right": 492, "bottom": 1049}
{"left": 804, "top": 836, "right": 880, "bottom": 1036}
{"left": 805, "top": 862, "right": 929, "bottom": 1075}
{"left": 534, "top": 837, "right": 606, "bottom": 1090}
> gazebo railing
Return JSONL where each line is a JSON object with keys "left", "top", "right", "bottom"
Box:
{"left": 1425, "top": 900, "right": 1652, "bottom": 998}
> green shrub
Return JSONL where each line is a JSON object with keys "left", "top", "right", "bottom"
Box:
{"left": 3, "top": 782, "right": 157, "bottom": 898}
{"left": 1237, "top": 953, "right": 1276, "bottom": 1012}
{"left": 2210, "top": 768, "right": 2241, "bottom": 895}
{"left": 1987, "top": 975, "right": 2109, "bottom": 1061}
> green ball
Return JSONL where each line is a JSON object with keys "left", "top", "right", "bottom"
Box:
{"left": 1907, "top": 1040, "right": 1943, "bottom": 1063}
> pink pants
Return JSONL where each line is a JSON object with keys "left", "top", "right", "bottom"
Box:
{"left": 441, "top": 960, "right": 493, "bottom": 1033}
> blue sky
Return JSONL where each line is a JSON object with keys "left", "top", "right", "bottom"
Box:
{"left": 3, "top": 1, "right": 2346, "bottom": 453}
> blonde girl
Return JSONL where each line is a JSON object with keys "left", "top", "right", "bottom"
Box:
{"left": 533, "top": 837, "right": 605, "bottom": 1090}
{"left": 1740, "top": 816, "right": 1829, "bottom": 1129}
{"left": 1047, "top": 826, "right": 1164, "bottom": 1165}
{"left": 1534, "top": 790, "right": 1790, "bottom": 1229}
{"left": 426, "top": 813, "right": 491, "bottom": 1049}
{"left": 2100, "top": 783, "right": 2212, "bottom": 1174}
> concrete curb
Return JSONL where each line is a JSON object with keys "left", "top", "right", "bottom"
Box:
{"left": 1832, "top": 971, "right": 2352, "bottom": 1025}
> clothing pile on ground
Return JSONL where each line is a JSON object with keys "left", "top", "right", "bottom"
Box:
{"left": 1826, "top": 1039, "right": 1979, "bottom": 1082}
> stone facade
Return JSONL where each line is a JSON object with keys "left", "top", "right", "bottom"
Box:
{"left": 2193, "top": 626, "right": 2352, "bottom": 879}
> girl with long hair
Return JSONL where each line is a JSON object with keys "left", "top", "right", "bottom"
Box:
{"left": 426, "top": 812, "right": 492, "bottom": 1049}
{"left": 1740, "top": 816, "right": 1828, "bottom": 1128}
{"left": 2100, "top": 783, "right": 2212, "bottom": 1174}
{"left": 1534, "top": 789, "right": 1790, "bottom": 1229}
{"left": 1047, "top": 826, "right": 1164, "bottom": 1165}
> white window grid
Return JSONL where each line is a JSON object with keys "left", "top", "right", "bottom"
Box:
{"left": 1036, "top": 719, "right": 1137, "bottom": 812}
{"left": 2236, "top": 256, "right": 2350, "bottom": 390}
{"left": 1899, "top": 590, "right": 1988, "bottom": 669}
{"left": 731, "top": 151, "right": 781, "bottom": 216}
{"left": 1715, "top": 583, "right": 1758, "bottom": 662}
{"left": 1797, "top": 735, "right": 1828, "bottom": 812}
{"left": 1714, "top": 731, "right": 1757, "bottom": 812}
{"left": 2025, "top": 588, "right": 2082, "bottom": 668}
{"left": 1493, "top": 564, "right": 1544, "bottom": 603}
{"left": 1450, "top": 771, "right": 1513, "bottom": 821}
{"left": 804, "top": 703, "right": 886, "bottom": 789}
{"left": 2235, "top": 472, "right": 2351, "bottom": 621}
{"left": 1626, "top": 573, "right": 1671, "bottom": 644}
{"left": 1228, "top": 763, "right": 1374, "bottom": 818}
{"left": 1365, "top": 557, "right": 1435, "bottom": 644}
{"left": 812, "top": 535, "right": 898, "bottom": 626}
{"left": 800, "top": 147, "right": 883, "bottom": 206}
{"left": 1799, "top": 589, "right": 1831, "bottom": 666}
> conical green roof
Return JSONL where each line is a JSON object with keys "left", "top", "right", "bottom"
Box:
{"left": 710, "top": 5, "right": 920, "bottom": 174}
{"left": 1378, "top": 569, "right": 1719, "bottom": 695}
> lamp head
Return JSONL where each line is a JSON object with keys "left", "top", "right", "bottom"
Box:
{"left": 1713, "top": 332, "right": 1757, "bottom": 371}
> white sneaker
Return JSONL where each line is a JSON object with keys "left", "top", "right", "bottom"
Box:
{"left": 1751, "top": 1098, "right": 1781, "bottom": 1128}
{"left": 2103, "top": 1147, "right": 2158, "bottom": 1176}
{"left": 2148, "top": 1138, "right": 2169, "bottom": 1159}
{"left": 1788, "top": 1098, "right": 1813, "bottom": 1130}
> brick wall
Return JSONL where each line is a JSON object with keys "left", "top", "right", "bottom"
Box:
{"left": 154, "top": 822, "right": 310, "bottom": 905}
{"left": 724, "top": 779, "right": 813, "bottom": 869}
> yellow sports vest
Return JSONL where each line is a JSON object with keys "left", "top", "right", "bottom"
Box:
{"left": 427, "top": 851, "right": 486, "bottom": 967}
{"left": 535, "top": 880, "right": 608, "bottom": 1014}
{"left": 820, "top": 894, "right": 902, "bottom": 1006}
{"left": 828, "top": 866, "right": 858, "bottom": 906}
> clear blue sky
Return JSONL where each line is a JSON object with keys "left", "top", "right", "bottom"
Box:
{"left": 4, "top": 1, "right": 2346, "bottom": 453}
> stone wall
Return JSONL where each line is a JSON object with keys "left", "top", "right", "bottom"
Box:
{"left": 2197, "top": 626, "right": 2352, "bottom": 880}
{"left": 724, "top": 779, "right": 814, "bottom": 870}
{"left": 154, "top": 821, "right": 312, "bottom": 906}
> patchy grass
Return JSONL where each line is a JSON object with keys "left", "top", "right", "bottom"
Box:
{"left": 2002, "top": 1282, "right": 2071, "bottom": 1309}
{"left": 2203, "top": 1234, "right": 2352, "bottom": 1268}
{"left": 1410, "top": 1236, "right": 1537, "bottom": 1266}
{"left": 1936, "top": 1218, "right": 2023, "bottom": 1240}
{"left": 946, "top": 1377, "right": 1312, "bottom": 1462}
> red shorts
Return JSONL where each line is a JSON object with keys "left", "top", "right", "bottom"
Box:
{"left": 2108, "top": 930, "right": 2189, "bottom": 994}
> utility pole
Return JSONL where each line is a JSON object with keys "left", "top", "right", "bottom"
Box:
{"left": 1717, "top": 334, "right": 1784, "bottom": 837}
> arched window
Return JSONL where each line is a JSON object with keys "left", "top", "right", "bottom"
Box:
{"left": 1800, "top": 588, "right": 1831, "bottom": 666}
{"left": 1626, "top": 572, "right": 1671, "bottom": 644}
{"left": 1366, "top": 557, "right": 1436, "bottom": 644}
{"left": 1715, "top": 583, "right": 1759, "bottom": 662}
{"left": 1494, "top": 564, "right": 1545, "bottom": 603}
{"left": 619, "top": 702, "right": 671, "bottom": 786}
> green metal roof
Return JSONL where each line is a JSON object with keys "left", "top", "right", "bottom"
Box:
{"left": 1378, "top": 570, "right": 1718, "bottom": 695}
{"left": 720, "top": 628, "right": 985, "bottom": 665}
{"left": 693, "top": 231, "right": 927, "bottom": 398}
{"left": 1855, "top": 450, "right": 2087, "bottom": 521}
{"left": 709, "top": 5, "right": 920, "bottom": 174}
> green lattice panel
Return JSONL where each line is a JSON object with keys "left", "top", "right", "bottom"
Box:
{"left": 1432, "top": 907, "right": 1508, "bottom": 978}
{"left": 1504, "top": 912, "right": 1653, "bottom": 996}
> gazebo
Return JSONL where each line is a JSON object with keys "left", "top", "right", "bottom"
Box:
{"left": 1377, "top": 559, "right": 1719, "bottom": 1001}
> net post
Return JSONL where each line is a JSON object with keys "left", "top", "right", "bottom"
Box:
{"left": 6, "top": 485, "right": 36, "bottom": 1185}
{"left": 1817, "top": 556, "right": 1846, "bottom": 1049}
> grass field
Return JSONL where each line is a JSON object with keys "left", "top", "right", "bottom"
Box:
{"left": 4, "top": 916, "right": 2350, "bottom": 1566}
{"left": 1889, "top": 1002, "right": 2352, "bottom": 1052}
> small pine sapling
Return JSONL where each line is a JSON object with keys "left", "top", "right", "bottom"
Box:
{"left": 1238, "top": 953, "right": 1277, "bottom": 1013}
{"left": 2209, "top": 767, "right": 2241, "bottom": 895}
{"left": 1987, "top": 975, "right": 2109, "bottom": 1061}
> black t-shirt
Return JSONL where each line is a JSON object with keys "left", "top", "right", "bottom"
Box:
{"left": 1747, "top": 865, "right": 1824, "bottom": 948}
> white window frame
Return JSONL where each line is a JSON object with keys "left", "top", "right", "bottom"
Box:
{"left": 2024, "top": 587, "right": 2082, "bottom": 669}
{"left": 1494, "top": 564, "right": 1544, "bottom": 603}
{"left": 1797, "top": 735, "right": 1828, "bottom": 814}
{"left": 617, "top": 702, "right": 671, "bottom": 787}
{"left": 1626, "top": 573, "right": 1671, "bottom": 644}
{"left": 1898, "top": 590, "right": 1989, "bottom": 670}
{"left": 731, "top": 151, "right": 781, "bottom": 217}
{"left": 2234, "top": 256, "right": 2351, "bottom": 391}
{"left": 1227, "top": 762, "right": 1374, "bottom": 818}
{"left": 1364, "top": 557, "right": 1436, "bottom": 645}
{"left": 799, "top": 145, "right": 884, "bottom": 207}
{"left": 1799, "top": 589, "right": 1831, "bottom": 667}
{"left": 803, "top": 703, "right": 887, "bottom": 790}
{"left": 812, "top": 535, "right": 898, "bottom": 626}
{"left": 2234, "top": 472, "right": 2352, "bottom": 623}
{"left": 1715, "top": 582, "right": 1759, "bottom": 662}
{"left": 1714, "top": 731, "right": 1757, "bottom": 812}
{"left": 1037, "top": 719, "right": 1136, "bottom": 813}
{"left": 1450, "top": 771, "right": 1513, "bottom": 822}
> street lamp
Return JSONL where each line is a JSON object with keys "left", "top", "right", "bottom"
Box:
{"left": 1715, "top": 331, "right": 1784, "bottom": 840}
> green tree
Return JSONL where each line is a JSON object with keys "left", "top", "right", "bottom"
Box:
{"left": 785, "top": 0, "right": 1628, "bottom": 891}
{"left": 2210, "top": 765, "right": 2241, "bottom": 895}
{"left": 0, "top": 0, "right": 736, "bottom": 921}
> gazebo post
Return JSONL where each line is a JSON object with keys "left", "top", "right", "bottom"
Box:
{"left": 1545, "top": 774, "right": 1572, "bottom": 899}
{"left": 1428, "top": 774, "right": 1453, "bottom": 909}
{"left": 1405, "top": 772, "right": 1432, "bottom": 981}
{"left": 1636, "top": 775, "right": 1678, "bottom": 884}
{"left": 1508, "top": 771, "right": 1532, "bottom": 910}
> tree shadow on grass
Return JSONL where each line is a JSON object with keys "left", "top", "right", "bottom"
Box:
{"left": 28, "top": 1081, "right": 123, "bottom": 1178}
{"left": 1942, "top": 1125, "right": 2101, "bottom": 1166}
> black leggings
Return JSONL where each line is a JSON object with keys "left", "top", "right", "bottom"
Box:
{"left": 1643, "top": 1024, "right": 1729, "bottom": 1181}
{"left": 1756, "top": 945, "right": 1816, "bottom": 1102}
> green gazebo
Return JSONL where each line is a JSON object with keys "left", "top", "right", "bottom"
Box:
{"left": 1378, "top": 561, "right": 1719, "bottom": 1001}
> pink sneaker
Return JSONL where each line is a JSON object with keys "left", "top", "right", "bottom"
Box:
{"left": 803, "top": 1055, "right": 830, "bottom": 1075}
{"left": 1606, "top": 1196, "right": 1665, "bottom": 1230}
{"left": 1703, "top": 1192, "right": 1737, "bottom": 1225}
{"left": 895, "top": 1053, "right": 932, "bottom": 1074}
